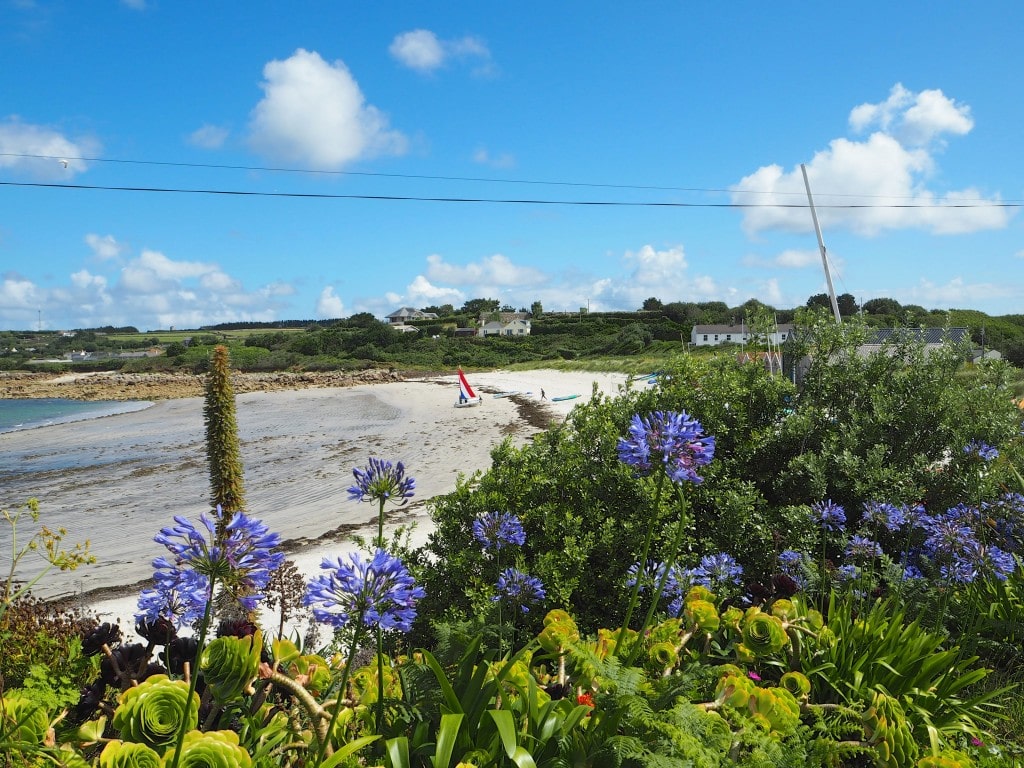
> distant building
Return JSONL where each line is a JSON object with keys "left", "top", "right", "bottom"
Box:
{"left": 691, "top": 323, "right": 794, "bottom": 347}
{"left": 386, "top": 307, "right": 438, "bottom": 325}
{"left": 856, "top": 327, "right": 970, "bottom": 357}
{"left": 478, "top": 317, "right": 531, "bottom": 337}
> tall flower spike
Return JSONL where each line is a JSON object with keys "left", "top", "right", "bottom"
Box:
{"left": 304, "top": 548, "right": 424, "bottom": 633}
{"left": 473, "top": 511, "right": 526, "bottom": 551}
{"left": 617, "top": 410, "right": 715, "bottom": 485}
{"left": 348, "top": 458, "right": 416, "bottom": 504}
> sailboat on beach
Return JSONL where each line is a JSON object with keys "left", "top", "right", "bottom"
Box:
{"left": 454, "top": 368, "right": 482, "bottom": 408}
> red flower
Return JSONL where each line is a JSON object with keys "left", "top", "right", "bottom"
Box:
{"left": 577, "top": 692, "right": 595, "bottom": 708}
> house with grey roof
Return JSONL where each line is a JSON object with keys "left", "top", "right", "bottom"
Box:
{"left": 385, "top": 307, "right": 439, "bottom": 325}
{"left": 691, "top": 323, "right": 794, "bottom": 347}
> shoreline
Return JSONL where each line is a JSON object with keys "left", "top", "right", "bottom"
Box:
{"left": 2, "top": 368, "right": 629, "bottom": 619}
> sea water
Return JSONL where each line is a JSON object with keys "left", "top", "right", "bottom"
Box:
{"left": 0, "top": 398, "right": 153, "bottom": 434}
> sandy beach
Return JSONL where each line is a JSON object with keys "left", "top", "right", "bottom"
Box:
{"left": 1, "top": 369, "right": 628, "bottom": 627}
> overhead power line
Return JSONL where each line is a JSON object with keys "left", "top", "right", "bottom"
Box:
{"left": 1, "top": 151, "right": 1020, "bottom": 205}
{"left": 1, "top": 180, "right": 1020, "bottom": 209}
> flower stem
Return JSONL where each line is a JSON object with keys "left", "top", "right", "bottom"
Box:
{"left": 615, "top": 472, "right": 666, "bottom": 655}
{"left": 314, "top": 617, "right": 366, "bottom": 766}
{"left": 167, "top": 575, "right": 216, "bottom": 768}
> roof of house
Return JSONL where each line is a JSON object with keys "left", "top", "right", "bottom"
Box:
{"left": 862, "top": 327, "right": 969, "bottom": 345}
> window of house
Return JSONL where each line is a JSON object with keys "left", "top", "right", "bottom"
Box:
{"left": 726, "top": 335, "right": 731, "bottom": 341}
{"left": 714, "top": 335, "right": 719, "bottom": 341}
{"left": 703, "top": 335, "right": 708, "bottom": 341}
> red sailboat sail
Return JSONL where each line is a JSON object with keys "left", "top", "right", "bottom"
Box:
{"left": 458, "top": 368, "right": 477, "bottom": 400}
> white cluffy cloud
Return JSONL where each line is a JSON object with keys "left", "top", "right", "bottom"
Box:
{"left": 248, "top": 49, "right": 408, "bottom": 168}
{"left": 732, "top": 83, "right": 1009, "bottom": 237}
{"left": 85, "top": 233, "right": 127, "bottom": 261}
{"left": 0, "top": 117, "right": 97, "bottom": 179}
{"left": 189, "top": 124, "right": 229, "bottom": 149}
{"left": 389, "top": 29, "right": 491, "bottom": 74}
{"left": 316, "top": 286, "right": 345, "bottom": 319}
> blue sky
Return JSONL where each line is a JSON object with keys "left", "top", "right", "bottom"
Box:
{"left": 2, "top": 1, "right": 1022, "bottom": 332}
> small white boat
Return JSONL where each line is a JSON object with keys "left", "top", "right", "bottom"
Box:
{"left": 454, "top": 368, "right": 482, "bottom": 407}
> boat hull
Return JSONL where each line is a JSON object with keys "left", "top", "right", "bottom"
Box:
{"left": 454, "top": 397, "right": 482, "bottom": 408}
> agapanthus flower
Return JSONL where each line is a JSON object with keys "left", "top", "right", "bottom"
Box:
{"left": 136, "top": 566, "right": 209, "bottom": 629}
{"left": 152, "top": 507, "right": 285, "bottom": 611}
{"left": 348, "top": 458, "right": 416, "bottom": 504}
{"left": 810, "top": 499, "right": 846, "bottom": 532}
{"left": 957, "top": 540, "right": 1016, "bottom": 582}
{"left": 473, "top": 511, "right": 526, "bottom": 551}
{"left": 845, "top": 535, "right": 883, "bottom": 560}
{"left": 777, "top": 550, "right": 806, "bottom": 588}
{"left": 304, "top": 548, "right": 424, "bottom": 632}
{"left": 835, "top": 563, "right": 861, "bottom": 584}
{"left": 493, "top": 567, "right": 546, "bottom": 613}
{"left": 617, "top": 410, "right": 716, "bottom": 485}
{"left": 922, "top": 508, "right": 977, "bottom": 559}
{"left": 625, "top": 560, "right": 681, "bottom": 595}
{"left": 690, "top": 552, "right": 744, "bottom": 591}
{"left": 862, "top": 500, "right": 906, "bottom": 532}
{"left": 963, "top": 440, "right": 999, "bottom": 461}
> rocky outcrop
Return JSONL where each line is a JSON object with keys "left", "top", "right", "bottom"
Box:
{"left": 0, "top": 369, "right": 403, "bottom": 401}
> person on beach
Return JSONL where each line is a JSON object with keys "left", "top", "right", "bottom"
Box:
{"left": 541, "top": 388, "right": 546, "bottom": 400}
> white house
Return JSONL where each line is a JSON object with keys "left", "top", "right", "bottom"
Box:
{"left": 690, "top": 323, "right": 794, "bottom": 347}
{"left": 478, "top": 318, "right": 531, "bottom": 337}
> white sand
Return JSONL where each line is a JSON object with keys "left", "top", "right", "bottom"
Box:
{"left": 1, "top": 369, "right": 628, "bottom": 628}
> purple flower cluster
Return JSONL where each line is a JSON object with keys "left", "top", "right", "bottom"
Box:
{"left": 690, "top": 552, "right": 744, "bottom": 591}
{"left": 845, "top": 535, "right": 883, "bottom": 560}
{"left": 963, "top": 440, "right": 999, "bottom": 462}
{"left": 140, "top": 506, "right": 285, "bottom": 621}
{"left": 921, "top": 504, "right": 1016, "bottom": 583}
{"left": 810, "top": 499, "right": 846, "bottom": 533}
{"left": 493, "top": 568, "right": 546, "bottom": 613}
{"left": 348, "top": 458, "right": 416, "bottom": 504}
{"left": 617, "top": 411, "right": 716, "bottom": 485}
{"left": 861, "top": 500, "right": 907, "bottom": 532}
{"left": 304, "top": 548, "right": 425, "bottom": 632}
{"left": 473, "top": 511, "right": 526, "bottom": 551}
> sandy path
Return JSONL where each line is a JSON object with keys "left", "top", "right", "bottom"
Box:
{"left": 1, "top": 369, "right": 627, "bottom": 614}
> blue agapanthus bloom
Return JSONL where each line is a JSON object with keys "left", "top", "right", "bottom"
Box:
{"left": 153, "top": 506, "right": 285, "bottom": 610}
{"left": 956, "top": 540, "right": 1016, "bottom": 582}
{"left": 625, "top": 560, "right": 679, "bottom": 593}
{"left": 845, "top": 535, "right": 883, "bottom": 560}
{"left": 136, "top": 566, "right": 209, "bottom": 629}
{"left": 862, "top": 500, "right": 906, "bottom": 532}
{"left": 473, "top": 511, "right": 526, "bottom": 551}
{"left": 493, "top": 567, "right": 546, "bottom": 613}
{"left": 304, "top": 548, "right": 425, "bottom": 632}
{"left": 617, "top": 410, "right": 716, "bottom": 485}
{"left": 690, "top": 552, "right": 744, "bottom": 591}
{"left": 348, "top": 458, "right": 416, "bottom": 504}
{"left": 810, "top": 499, "right": 846, "bottom": 533}
{"left": 963, "top": 440, "right": 999, "bottom": 462}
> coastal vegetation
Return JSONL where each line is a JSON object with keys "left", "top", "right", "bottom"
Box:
{"left": 2, "top": 314, "right": 1024, "bottom": 766}
{"left": 2, "top": 295, "right": 1024, "bottom": 377}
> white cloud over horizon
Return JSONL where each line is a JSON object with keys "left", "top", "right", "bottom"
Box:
{"left": 247, "top": 49, "right": 408, "bottom": 169}
{"left": 0, "top": 117, "right": 97, "bottom": 179}
{"left": 731, "top": 84, "right": 1011, "bottom": 237}
{"left": 389, "top": 29, "right": 492, "bottom": 74}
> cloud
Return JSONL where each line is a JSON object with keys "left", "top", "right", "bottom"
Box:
{"left": 732, "top": 85, "right": 1009, "bottom": 237}
{"left": 390, "top": 29, "right": 492, "bottom": 74}
{"left": 316, "top": 286, "right": 345, "bottom": 318}
{"left": 248, "top": 49, "right": 407, "bottom": 168}
{"left": 849, "top": 83, "right": 972, "bottom": 147}
{"left": 0, "top": 117, "right": 97, "bottom": 179}
{"left": 424, "top": 253, "right": 546, "bottom": 287}
{"left": 189, "top": 124, "right": 229, "bottom": 149}
{"left": 774, "top": 249, "right": 821, "bottom": 268}
{"left": 85, "top": 233, "right": 126, "bottom": 261}
{"left": 905, "top": 276, "right": 1017, "bottom": 306}
{"left": 0, "top": 274, "right": 42, "bottom": 313}
{"left": 472, "top": 147, "right": 515, "bottom": 168}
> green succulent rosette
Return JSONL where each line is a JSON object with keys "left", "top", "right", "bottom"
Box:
{"left": 200, "top": 630, "right": 263, "bottom": 704}
{"left": 538, "top": 609, "right": 580, "bottom": 653}
{"left": 51, "top": 746, "right": 91, "bottom": 768}
{"left": 0, "top": 690, "right": 50, "bottom": 745}
{"left": 720, "top": 606, "right": 744, "bottom": 632}
{"left": 648, "top": 640, "right": 678, "bottom": 669}
{"left": 779, "top": 671, "right": 811, "bottom": 698}
{"left": 862, "top": 691, "right": 918, "bottom": 768}
{"left": 685, "top": 585, "right": 716, "bottom": 604}
{"left": 917, "top": 752, "right": 972, "bottom": 768}
{"left": 685, "top": 599, "right": 721, "bottom": 632}
{"left": 747, "top": 687, "right": 801, "bottom": 735}
{"left": 740, "top": 608, "right": 789, "bottom": 657}
{"left": 112, "top": 674, "right": 199, "bottom": 751}
{"left": 99, "top": 739, "right": 163, "bottom": 768}
{"left": 175, "top": 730, "right": 252, "bottom": 768}
{"left": 714, "top": 673, "right": 754, "bottom": 708}
{"left": 770, "top": 598, "right": 797, "bottom": 621}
